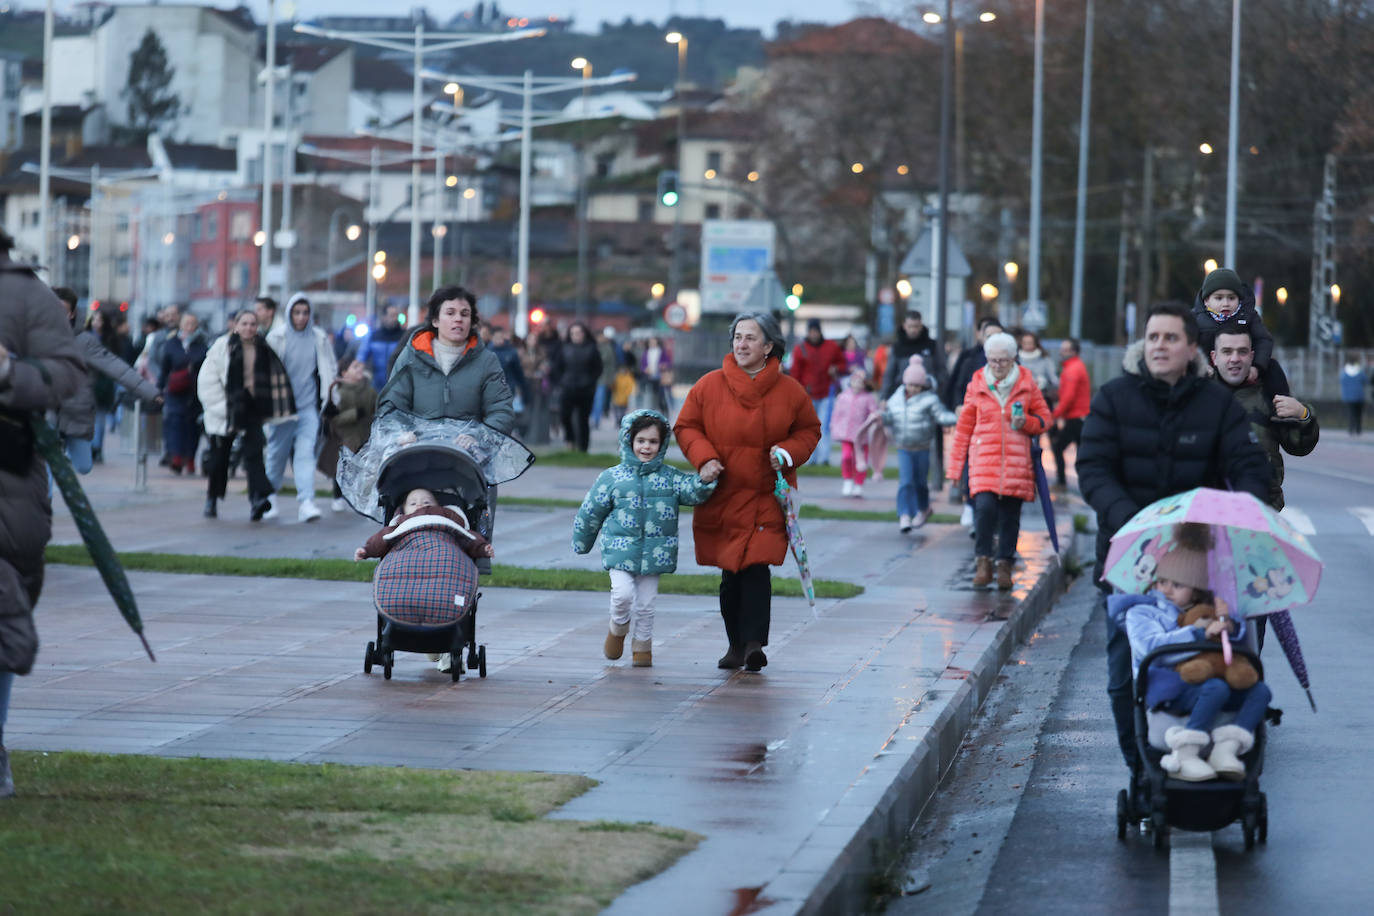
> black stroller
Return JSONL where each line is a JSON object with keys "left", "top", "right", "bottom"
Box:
{"left": 338, "top": 413, "right": 534, "bottom": 684}
{"left": 1118, "top": 642, "right": 1276, "bottom": 850}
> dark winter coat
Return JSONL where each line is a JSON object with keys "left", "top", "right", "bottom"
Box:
{"left": 55, "top": 328, "right": 160, "bottom": 438}
{"left": 318, "top": 377, "right": 377, "bottom": 478}
{"left": 377, "top": 328, "right": 515, "bottom": 434}
{"left": 559, "top": 338, "right": 603, "bottom": 396}
{"left": 572, "top": 409, "right": 716, "bottom": 575}
{"left": 1076, "top": 341, "right": 1271, "bottom": 582}
{"left": 0, "top": 252, "right": 87, "bottom": 674}
{"left": 158, "top": 331, "right": 208, "bottom": 412}
{"left": 675, "top": 354, "right": 821, "bottom": 572}
{"left": 1212, "top": 376, "right": 1318, "bottom": 511}
{"left": 942, "top": 344, "right": 987, "bottom": 409}
{"left": 882, "top": 325, "right": 943, "bottom": 398}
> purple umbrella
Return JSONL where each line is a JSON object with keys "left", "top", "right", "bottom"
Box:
{"left": 1031, "top": 445, "right": 1060, "bottom": 554}
{"left": 1268, "top": 610, "right": 1315, "bottom": 711}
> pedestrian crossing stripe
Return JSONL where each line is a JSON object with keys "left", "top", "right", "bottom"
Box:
{"left": 1352, "top": 507, "right": 1374, "bottom": 536}
{"left": 1279, "top": 506, "right": 1316, "bottom": 536}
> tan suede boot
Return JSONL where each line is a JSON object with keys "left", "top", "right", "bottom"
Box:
{"left": 604, "top": 621, "right": 629, "bottom": 660}
{"left": 972, "top": 556, "right": 994, "bottom": 588}
{"left": 631, "top": 639, "right": 652, "bottom": 667}
{"left": 995, "top": 559, "right": 1014, "bottom": 590}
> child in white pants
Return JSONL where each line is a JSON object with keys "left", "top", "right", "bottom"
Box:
{"left": 572, "top": 409, "right": 718, "bottom": 666}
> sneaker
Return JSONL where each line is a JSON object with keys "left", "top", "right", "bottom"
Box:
{"left": 898, "top": 514, "right": 913, "bottom": 533}
{"left": 331, "top": 497, "right": 348, "bottom": 512}
{"left": 261, "top": 495, "right": 280, "bottom": 520}
{"left": 0, "top": 747, "right": 13, "bottom": 798}
{"left": 435, "top": 653, "right": 453, "bottom": 673}
{"left": 841, "top": 479, "right": 855, "bottom": 497}
{"left": 298, "top": 500, "right": 322, "bottom": 523}
{"left": 959, "top": 504, "right": 974, "bottom": 527}
{"left": 851, "top": 483, "right": 863, "bottom": 498}
{"left": 914, "top": 507, "right": 933, "bottom": 528}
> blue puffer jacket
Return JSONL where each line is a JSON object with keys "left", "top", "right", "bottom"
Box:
{"left": 572, "top": 409, "right": 717, "bottom": 575}
{"left": 1109, "top": 590, "right": 1250, "bottom": 709}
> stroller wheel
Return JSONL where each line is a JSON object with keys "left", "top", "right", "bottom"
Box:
{"left": 1116, "top": 789, "right": 1129, "bottom": 840}
{"left": 1258, "top": 794, "right": 1269, "bottom": 844}
{"left": 1151, "top": 811, "right": 1168, "bottom": 850}
{"left": 1243, "top": 818, "right": 1256, "bottom": 850}
{"left": 364, "top": 641, "right": 375, "bottom": 674}
{"left": 383, "top": 651, "right": 394, "bottom": 680}
{"left": 478, "top": 645, "right": 487, "bottom": 678}
{"left": 450, "top": 659, "right": 462, "bottom": 683}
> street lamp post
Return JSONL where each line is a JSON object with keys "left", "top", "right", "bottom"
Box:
{"left": 36, "top": 0, "right": 55, "bottom": 272}
{"left": 1069, "top": 0, "right": 1094, "bottom": 338}
{"left": 260, "top": 0, "right": 277, "bottom": 295}
{"left": 421, "top": 67, "right": 637, "bottom": 337}
{"left": 294, "top": 20, "right": 544, "bottom": 323}
{"left": 572, "top": 56, "right": 592, "bottom": 318}
{"left": 1028, "top": 0, "right": 1045, "bottom": 324}
{"left": 1225, "top": 0, "right": 1241, "bottom": 266}
{"left": 934, "top": 1, "right": 953, "bottom": 347}
{"left": 666, "top": 31, "right": 688, "bottom": 302}
{"left": 326, "top": 207, "right": 361, "bottom": 293}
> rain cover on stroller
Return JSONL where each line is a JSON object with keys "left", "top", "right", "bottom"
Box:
{"left": 336, "top": 412, "right": 535, "bottom": 523}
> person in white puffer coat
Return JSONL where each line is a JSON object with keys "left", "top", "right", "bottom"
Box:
{"left": 868, "top": 356, "right": 955, "bottom": 532}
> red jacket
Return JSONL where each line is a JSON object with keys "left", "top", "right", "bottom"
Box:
{"left": 1053, "top": 355, "right": 1091, "bottom": 421}
{"left": 675, "top": 355, "right": 821, "bottom": 572}
{"left": 946, "top": 367, "right": 1050, "bottom": 502}
{"left": 789, "top": 338, "right": 846, "bottom": 400}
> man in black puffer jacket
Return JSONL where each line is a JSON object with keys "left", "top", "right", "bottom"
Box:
{"left": 1077, "top": 302, "right": 1269, "bottom": 786}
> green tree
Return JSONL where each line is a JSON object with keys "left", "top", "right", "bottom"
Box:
{"left": 120, "top": 28, "right": 182, "bottom": 142}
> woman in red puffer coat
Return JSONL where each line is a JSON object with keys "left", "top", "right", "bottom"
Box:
{"left": 675, "top": 312, "right": 820, "bottom": 674}
{"left": 946, "top": 331, "right": 1050, "bottom": 591}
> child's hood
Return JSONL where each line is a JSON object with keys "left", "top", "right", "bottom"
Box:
{"left": 619, "top": 407, "right": 669, "bottom": 474}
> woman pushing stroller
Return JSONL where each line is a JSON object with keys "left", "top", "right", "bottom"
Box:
{"left": 1111, "top": 522, "right": 1272, "bottom": 782}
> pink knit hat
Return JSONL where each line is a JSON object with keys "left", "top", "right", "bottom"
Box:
{"left": 901, "top": 355, "right": 928, "bottom": 388}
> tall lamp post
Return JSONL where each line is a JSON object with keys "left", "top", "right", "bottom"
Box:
{"left": 1224, "top": 0, "right": 1241, "bottom": 266}
{"left": 1069, "top": 0, "right": 1094, "bottom": 338}
{"left": 294, "top": 20, "right": 544, "bottom": 324}
{"left": 665, "top": 31, "right": 688, "bottom": 302}
{"left": 422, "top": 67, "right": 637, "bottom": 337}
{"left": 1028, "top": 0, "right": 1045, "bottom": 324}
{"left": 571, "top": 56, "right": 593, "bottom": 317}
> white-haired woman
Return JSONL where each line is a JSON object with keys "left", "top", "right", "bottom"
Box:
{"left": 674, "top": 312, "right": 820, "bottom": 673}
{"left": 945, "top": 331, "right": 1051, "bottom": 590}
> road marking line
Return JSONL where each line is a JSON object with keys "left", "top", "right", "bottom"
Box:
{"left": 1350, "top": 507, "right": 1374, "bottom": 536}
{"left": 1279, "top": 506, "right": 1316, "bottom": 536}
{"left": 1169, "top": 830, "right": 1219, "bottom": 915}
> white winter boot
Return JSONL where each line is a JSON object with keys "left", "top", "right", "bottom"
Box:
{"left": 1160, "top": 727, "right": 1217, "bottom": 782}
{"left": 1206, "top": 725, "right": 1254, "bottom": 781}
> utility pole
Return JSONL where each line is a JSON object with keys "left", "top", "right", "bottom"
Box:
{"left": 1114, "top": 189, "right": 1130, "bottom": 345}
{"left": 1136, "top": 146, "right": 1154, "bottom": 313}
{"left": 1308, "top": 153, "right": 1336, "bottom": 351}
{"left": 259, "top": 0, "right": 276, "bottom": 295}
{"left": 1069, "top": 0, "right": 1094, "bottom": 339}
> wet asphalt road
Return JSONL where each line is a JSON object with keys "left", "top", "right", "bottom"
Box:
{"left": 885, "top": 436, "right": 1374, "bottom": 915}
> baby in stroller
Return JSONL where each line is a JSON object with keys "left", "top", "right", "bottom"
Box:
{"left": 1113, "top": 523, "right": 1273, "bottom": 782}
{"left": 354, "top": 487, "right": 493, "bottom": 563}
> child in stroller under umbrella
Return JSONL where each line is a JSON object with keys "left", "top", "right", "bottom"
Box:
{"left": 1114, "top": 523, "right": 1272, "bottom": 782}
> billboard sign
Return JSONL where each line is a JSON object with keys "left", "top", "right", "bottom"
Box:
{"left": 700, "top": 220, "right": 775, "bottom": 314}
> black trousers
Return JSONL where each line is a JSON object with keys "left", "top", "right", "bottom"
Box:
{"left": 560, "top": 387, "right": 594, "bottom": 452}
{"left": 720, "top": 564, "right": 772, "bottom": 647}
{"left": 205, "top": 425, "right": 270, "bottom": 504}
{"left": 1050, "top": 417, "right": 1084, "bottom": 485}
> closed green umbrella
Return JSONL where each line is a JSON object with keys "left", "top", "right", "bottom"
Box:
{"left": 30, "top": 414, "right": 155, "bottom": 661}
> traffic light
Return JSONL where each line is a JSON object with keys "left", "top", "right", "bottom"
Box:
{"left": 657, "top": 170, "right": 679, "bottom": 207}
{"left": 785, "top": 294, "right": 801, "bottom": 311}
{"left": 529, "top": 306, "right": 546, "bottom": 325}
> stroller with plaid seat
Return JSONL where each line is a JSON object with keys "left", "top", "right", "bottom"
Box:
{"left": 338, "top": 412, "right": 534, "bottom": 682}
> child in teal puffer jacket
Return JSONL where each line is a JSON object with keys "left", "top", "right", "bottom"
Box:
{"left": 572, "top": 409, "right": 719, "bottom": 667}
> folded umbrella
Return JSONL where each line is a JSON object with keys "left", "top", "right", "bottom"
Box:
{"left": 30, "top": 415, "right": 155, "bottom": 661}
{"left": 774, "top": 468, "right": 817, "bottom": 612}
{"left": 1030, "top": 444, "right": 1060, "bottom": 554}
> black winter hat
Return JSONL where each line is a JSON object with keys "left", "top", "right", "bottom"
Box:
{"left": 1199, "top": 268, "right": 1242, "bottom": 301}
{"left": 806, "top": 318, "right": 822, "bottom": 332}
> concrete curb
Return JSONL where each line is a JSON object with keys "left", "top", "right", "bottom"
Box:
{"left": 771, "top": 549, "right": 1067, "bottom": 916}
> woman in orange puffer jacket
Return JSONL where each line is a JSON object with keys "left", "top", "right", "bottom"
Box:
{"left": 946, "top": 332, "right": 1050, "bottom": 590}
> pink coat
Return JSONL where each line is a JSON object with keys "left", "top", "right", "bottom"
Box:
{"left": 829, "top": 387, "right": 879, "bottom": 443}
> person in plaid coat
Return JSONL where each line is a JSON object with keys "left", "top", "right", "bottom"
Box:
{"left": 572, "top": 409, "right": 718, "bottom": 667}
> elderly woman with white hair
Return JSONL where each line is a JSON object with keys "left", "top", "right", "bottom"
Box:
{"left": 675, "top": 312, "right": 820, "bottom": 673}
{"left": 945, "top": 331, "right": 1051, "bottom": 590}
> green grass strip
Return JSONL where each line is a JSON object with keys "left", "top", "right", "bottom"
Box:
{"left": 275, "top": 490, "right": 956, "bottom": 526}
{"left": 1, "top": 750, "right": 698, "bottom": 915}
{"left": 44, "top": 544, "right": 863, "bottom": 599}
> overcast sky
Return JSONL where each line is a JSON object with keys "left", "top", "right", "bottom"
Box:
{"left": 214, "top": 0, "right": 874, "bottom": 36}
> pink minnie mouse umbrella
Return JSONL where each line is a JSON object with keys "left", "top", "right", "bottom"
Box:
{"left": 1104, "top": 487, "right": 1323, "bottom": 709}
